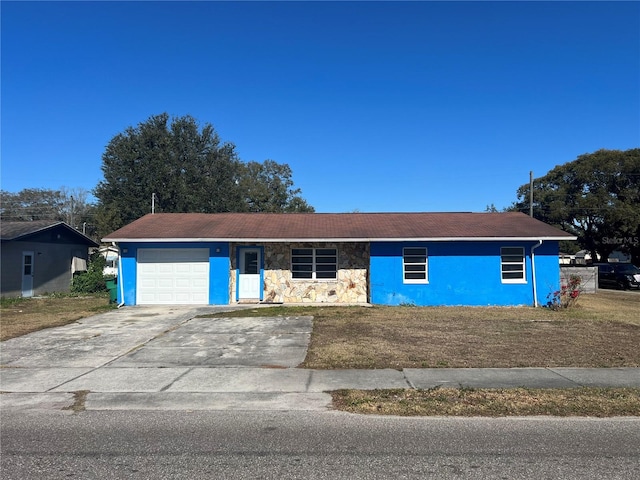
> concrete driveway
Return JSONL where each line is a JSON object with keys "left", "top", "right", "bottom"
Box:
{"left": 1, "top": 305, "right": 312, "bottom": 370}
{"left": 0, "top": 306, "right": 337, "bottom": 411}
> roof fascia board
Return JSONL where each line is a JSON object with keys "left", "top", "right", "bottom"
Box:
{"left": 103, "top": 236, "right": 577, "bottom": 243}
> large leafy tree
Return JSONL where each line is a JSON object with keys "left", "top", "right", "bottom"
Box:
{"left": 94, "top": 113, "right": 313, "bottom": 236}
{"left": 94, "top": 113, "right": 243, "bottom": 234}
{"left": 511, "top": 149, "right": 640, "bottom": 263}
{"left": 240, "top": 160, "right": 314, "bottom": 213}
{"left": 0, "top": 188, "right": 66, "bottom": 221}
{"left": 1, "top": 187, "right": 95, "bottom": 235}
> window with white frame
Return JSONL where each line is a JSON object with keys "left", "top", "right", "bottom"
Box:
{"left": 501, "top": 247, "right": 525, "bottom": 283}
{"left": 291, "top": 248, "right": 337, "bottom": 280}
{"left": 403, "top": 247, "right": 428, "bottom": 283}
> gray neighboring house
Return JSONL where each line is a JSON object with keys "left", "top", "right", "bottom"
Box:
{"left": 1, "top": 221, "right": 99, "bottom": 298}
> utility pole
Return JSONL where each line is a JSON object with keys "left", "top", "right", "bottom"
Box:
{"left": 529, "top": 171, "right": 534, "bottom": 217}
{"left": 70, "top": 195, "right": 74, "bottom": 227}
{"left": 152, "top": 193, "right": 156, "bottom": 214}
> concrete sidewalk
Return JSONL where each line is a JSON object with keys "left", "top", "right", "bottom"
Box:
{"left": 1, "top": 305, "right": 639, "bottom": 412}
{"left": 2, "top": 366, "right": 639, "bottom": 412}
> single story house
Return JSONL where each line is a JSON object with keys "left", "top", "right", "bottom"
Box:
{"left": 102, "top": 212, "right": 576, "bottom": 307}
{"left": 1, "top": 220, "right": 100, "bottom": 298}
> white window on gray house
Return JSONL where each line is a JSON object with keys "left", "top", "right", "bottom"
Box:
{"left": 403, "top": 247, "right": 428, "bottom": 283}
{"left": 291, "top": 248, "right": 338, "bottom": 280}
{"left": 501, "top": 247, "right": 526, "bottom": 283}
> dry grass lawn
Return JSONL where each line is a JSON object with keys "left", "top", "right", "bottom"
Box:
{"left": 332, "top": 387, "right": 640, "bottom": 417}
{"left": 212, "top": 290, "right": 640, "bottom": 369}
{"left": 0, "top": 295, "right": 113, "bottom": 341}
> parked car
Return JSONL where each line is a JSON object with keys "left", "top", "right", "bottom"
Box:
{"left": 593, "top": 263, "right": 640, "bottom": 290}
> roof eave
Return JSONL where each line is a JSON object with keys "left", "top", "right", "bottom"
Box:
{"left": 103, "top": 236, "right": 578, "bottom": 243}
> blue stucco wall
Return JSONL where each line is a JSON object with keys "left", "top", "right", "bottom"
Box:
{"left": 117, "top": 242, "right": 230, "bottom": 305}
{"left": 370, "top": 241, "right": 560, "bottom": 306}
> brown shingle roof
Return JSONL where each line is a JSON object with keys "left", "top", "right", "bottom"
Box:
{"left": 1, "top": 220, "right": 64, "bottom": 240}
{"left": 102, "top": 212, "right": 575, "bottom": 242}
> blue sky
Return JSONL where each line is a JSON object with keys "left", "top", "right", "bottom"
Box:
{"left": 2, "top": 1, "right": 639, "bottom": 213}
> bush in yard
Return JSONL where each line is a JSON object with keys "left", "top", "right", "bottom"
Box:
{"left": 546, "top": 275, "right": 582, "bottom": 310}
{"left": 72, "top": 252, "right": 111, "bottom": 293}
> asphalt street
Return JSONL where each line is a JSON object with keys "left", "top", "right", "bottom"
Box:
{"left": 2, "top": 410, "right": 639, "bottom": 479}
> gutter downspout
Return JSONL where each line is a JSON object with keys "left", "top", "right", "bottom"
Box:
{"left": 531, "top": 240, "right": 543, "bottom": 307}
{"left": 113, "top": 242, "right": 125, "bottom": 308}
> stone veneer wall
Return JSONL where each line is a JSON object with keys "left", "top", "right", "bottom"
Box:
{"left": 229, "top": 243, "right": 369, "bottom": 303}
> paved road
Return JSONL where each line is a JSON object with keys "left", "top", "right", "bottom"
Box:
{"left": 2, "top": 410, "right": 639, "bottom": 479}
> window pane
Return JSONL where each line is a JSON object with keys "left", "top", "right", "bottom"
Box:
{"left": 502, "top": 264, "right": 523, "bottom": 272}
{"left": 316, "top": 257, "right": 336, "bottom": 264}
{"left": 292, "top": 271, "right": 313, "bottom": 279}
{"left": 291, "top": 247, "right": 338, "bottom": 280}
{"left": 502, "top": 255, "right": 523, "bottom": 263}
{"left": 500, "top": 247, "right": 524, "bottom": 281}
{"left": 316, "top": 264, "right": 337, "bottom": 272}
{"left": 293, "top": 264, "right": 313, "bottom": 272}
{"left": 243, "top": 252, "right": 258, "bottom": 274}
{"left": 316, "top": 249, "right": 336, "bottom": 256}
{"left": 501, "top": 247, "right": 522, "bottom": 255}
{"left": 292, "top": 256, "right": 313, "bottom": 264}
{"left": 405, "top": 264, "right": 426, "bottom": 272}
{"left": 403, "top": 247, "right": 427, "bottom": 283}
{"left": 502, "top": 272, "right": 523, "bottom": 280}
{"left": 316, "top": 271, "right": 337, "bottom": 279}
{"left": 405, "top": 272, "right": 426, "bottom": 280}
{"left": 405, "top": 256, "right": 426, "bottom": 264}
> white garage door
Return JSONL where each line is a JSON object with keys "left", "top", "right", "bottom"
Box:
{"left": 137, "top": 248, "right": 210, "bottom": 305}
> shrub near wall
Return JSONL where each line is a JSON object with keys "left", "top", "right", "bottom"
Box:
{"left": 71, "top": 253, "right": 110, "bottom": 293}
{"left": 561, "top": 267, "right": 597, "bottom": 294}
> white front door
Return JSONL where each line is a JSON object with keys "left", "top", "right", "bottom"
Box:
{"left": 22, "top": 251, "right": 34, "bottom": 297}
{"left": 238, "top": 248, "right": 261, "bottom": 300}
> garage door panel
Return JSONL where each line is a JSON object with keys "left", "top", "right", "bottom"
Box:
{"left": 193, "top": 264, "right": 208, "bottom": 273}
{"left": 159, "top": 264, "right": 174, "bottom": 274}
{"left": 138, "top": 264, "right": 157, "bottom": 274}
{"left": 137, "top": 248, "right": 210, "bottom": 305}
{"left": 139, "top": 278, "right": 157, "bottom": 288}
